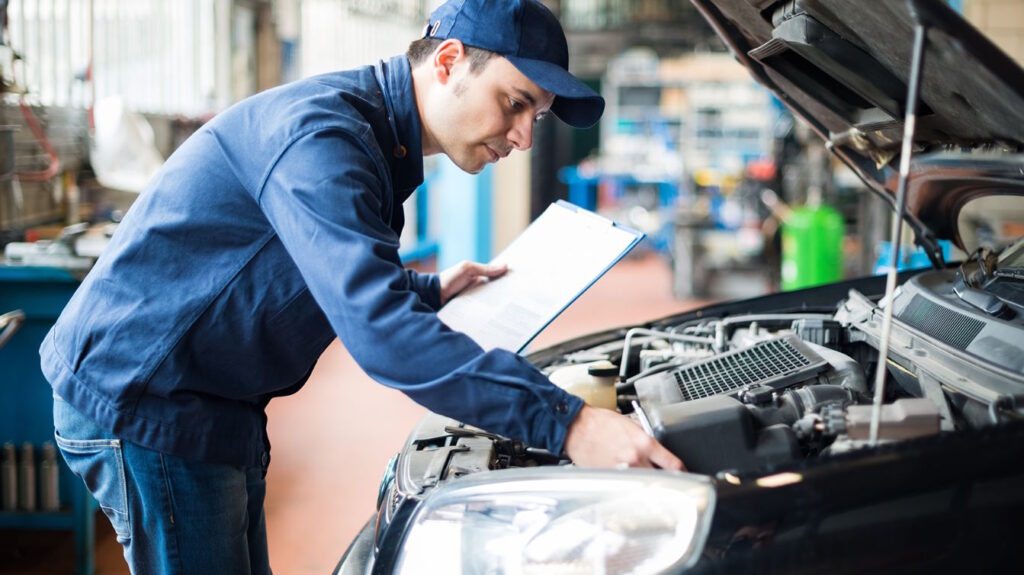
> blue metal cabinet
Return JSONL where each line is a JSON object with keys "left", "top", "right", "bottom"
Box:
{"left": 0, "top": 266, "right": 97, "bottom": 575}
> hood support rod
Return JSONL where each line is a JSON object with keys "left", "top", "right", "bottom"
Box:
{"left": 870, "top": 1, "right": 931, "bottom": 444}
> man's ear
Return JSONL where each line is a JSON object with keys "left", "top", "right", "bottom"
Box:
{"left": 432, "top": 39, "right": 466, "bottom": 85}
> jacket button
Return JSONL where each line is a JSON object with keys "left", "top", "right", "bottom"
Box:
{"left": 555, "top": 401, "right": 568, "bottom": 415}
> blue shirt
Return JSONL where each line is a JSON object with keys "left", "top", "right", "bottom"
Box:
{"left": 40, "top": 56, "right": 584, "bottom": 468}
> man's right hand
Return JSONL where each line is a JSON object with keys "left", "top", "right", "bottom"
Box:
{"left": 563, "top": 404, "right": 685, "bottom": 471}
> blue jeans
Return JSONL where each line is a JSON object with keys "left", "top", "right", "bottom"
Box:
{"left": 53, "top": 397, "right": 272, "bottom": 574}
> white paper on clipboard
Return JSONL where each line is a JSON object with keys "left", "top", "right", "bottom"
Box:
{"left": 436, "top": 200, "right": 644, "bottom": 353}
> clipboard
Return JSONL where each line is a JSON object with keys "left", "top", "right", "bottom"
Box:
{"left": 437, "top": 200, "right": 644, "bottom": 353}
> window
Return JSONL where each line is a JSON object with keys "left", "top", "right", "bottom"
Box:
{"left": 6, "top": 0, "right": 217, "bottom": 116}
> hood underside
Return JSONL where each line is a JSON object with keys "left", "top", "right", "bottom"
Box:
{"left": 691, "top": 0, "right": 1024, "bottom": 245}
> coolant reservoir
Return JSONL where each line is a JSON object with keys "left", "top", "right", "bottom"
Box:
{"left": 548, "top": 361, "right": 618, "bottom": 410}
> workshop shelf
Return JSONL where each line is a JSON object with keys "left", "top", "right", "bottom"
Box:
{"left": 1, "top": 266, "right": 97, "bottom": 575}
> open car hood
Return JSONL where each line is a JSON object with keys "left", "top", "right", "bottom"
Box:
{"left": 691, "top": 0, "right": 1024, "bottom": 249}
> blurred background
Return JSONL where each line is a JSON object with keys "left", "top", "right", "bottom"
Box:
{"left": 1, "top": 0, "right": 1022, "bottom": 573}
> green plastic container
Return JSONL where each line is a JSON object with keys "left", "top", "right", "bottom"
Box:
{"left": 780, "top": 205, "right": 844, "bottom": 291}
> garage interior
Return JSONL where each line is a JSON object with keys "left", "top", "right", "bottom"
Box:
{"left": 0, "top": 1, "right": 1022, "bottom": 573}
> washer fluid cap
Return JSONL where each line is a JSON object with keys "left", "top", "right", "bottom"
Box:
{"left": 587, "top": 360, "right": 619, "bottom": 377}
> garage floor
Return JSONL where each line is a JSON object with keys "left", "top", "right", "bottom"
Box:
{"left": 0, "top": 253, "right": 704, "bottom": 574}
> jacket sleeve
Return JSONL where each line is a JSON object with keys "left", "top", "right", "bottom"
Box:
{"left": 257, "top": 128, "right": 584, "bottom": 454}
{"left": 405, "top": 269, "right": 441, "bottom": 311}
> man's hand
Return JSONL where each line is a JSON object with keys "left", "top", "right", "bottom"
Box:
{"left": 564, "top": 404, "right": 685, "bottom": 471}
{"left": 439, "top": 260, "right": 508, "bottom": 306}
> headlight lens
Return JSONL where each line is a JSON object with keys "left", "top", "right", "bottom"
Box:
{"left": 395, "top": 469, "right": 715, "bottom": 574}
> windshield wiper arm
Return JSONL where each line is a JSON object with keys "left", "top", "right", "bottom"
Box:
{"left": 994, "top": 268, "right": 1024, "bottom": 281}
{"left": 953, "top": 278, "right": 1012, "bottom": 317}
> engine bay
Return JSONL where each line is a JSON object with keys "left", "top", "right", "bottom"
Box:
{"left": 395, "top": 242, "right": 1024, "bottom": 494}
{"left": 534, "top": 251, "right": 1024, "bottom": 476}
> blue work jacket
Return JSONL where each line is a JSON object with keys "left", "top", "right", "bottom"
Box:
{"left": 40, "top": 55, "right": 584, "bottom": 468}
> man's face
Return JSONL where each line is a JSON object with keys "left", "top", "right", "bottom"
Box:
{"left": 426, "top": 55, "right": 555, "bottom": 174}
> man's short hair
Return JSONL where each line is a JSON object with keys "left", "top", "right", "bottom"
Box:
{"left": 406, "top": 37, "right": 498, "bottom": 73}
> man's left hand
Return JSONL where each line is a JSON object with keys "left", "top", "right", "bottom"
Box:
{"left": 439, "top": 260, "right": 508, "bottom": 306}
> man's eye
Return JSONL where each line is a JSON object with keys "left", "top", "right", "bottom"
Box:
{"left": 509, "top": 98, "right": 523, "bottom": 111}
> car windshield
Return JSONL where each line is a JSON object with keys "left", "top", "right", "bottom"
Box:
{"left": 957, "top": 195, "right": 1024, "bottom": 254}
{"left": 997, "top": 237, "right": 1024, "bottom": 272}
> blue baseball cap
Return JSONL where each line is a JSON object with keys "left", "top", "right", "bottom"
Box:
{"left": 424, "top": 0, "right": 605, "bottom": 129}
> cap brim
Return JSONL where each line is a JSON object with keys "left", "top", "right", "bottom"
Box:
{"left": 505, "top": 56, "right": 605, "bottom": 129}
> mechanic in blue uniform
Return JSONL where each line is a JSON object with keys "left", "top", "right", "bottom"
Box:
{"left": 41, "top": 0, "right": 683, "bottom": 571}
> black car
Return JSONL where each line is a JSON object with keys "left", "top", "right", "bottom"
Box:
{"left": 338, "top": 1, "right": 1024, "bottom": 572}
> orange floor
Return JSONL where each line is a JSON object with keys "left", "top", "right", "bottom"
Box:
{"left": 0, "top": 253, "right": 704, "bottom": 574}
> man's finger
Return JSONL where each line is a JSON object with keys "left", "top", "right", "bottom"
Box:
{"left": 649, "top": 444, "right": 685, "bottom": 472}
{"left": 474, "top": 262, "right": 507, "bottom": 278}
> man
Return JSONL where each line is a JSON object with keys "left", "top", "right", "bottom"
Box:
{"left": 42, "top": 0, "right": 683, "bottom": 572}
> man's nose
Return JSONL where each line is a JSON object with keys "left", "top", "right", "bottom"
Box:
{"left": 508, "top": 114, "right": 534, "bottom": 151}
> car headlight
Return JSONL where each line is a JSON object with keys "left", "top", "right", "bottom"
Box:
{"left": 394, "top": 468, "right": 715, "bottom": 574}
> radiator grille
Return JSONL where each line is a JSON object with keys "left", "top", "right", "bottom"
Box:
{"left": 898, "top": 295, "right": 984, "bottom": 350}
{"left": 673, "top": 336, "right": 828, "bottom": 401}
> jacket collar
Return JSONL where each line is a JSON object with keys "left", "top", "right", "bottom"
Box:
{"left": 376, "top": 55, "right": 424, "bottom": 201}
